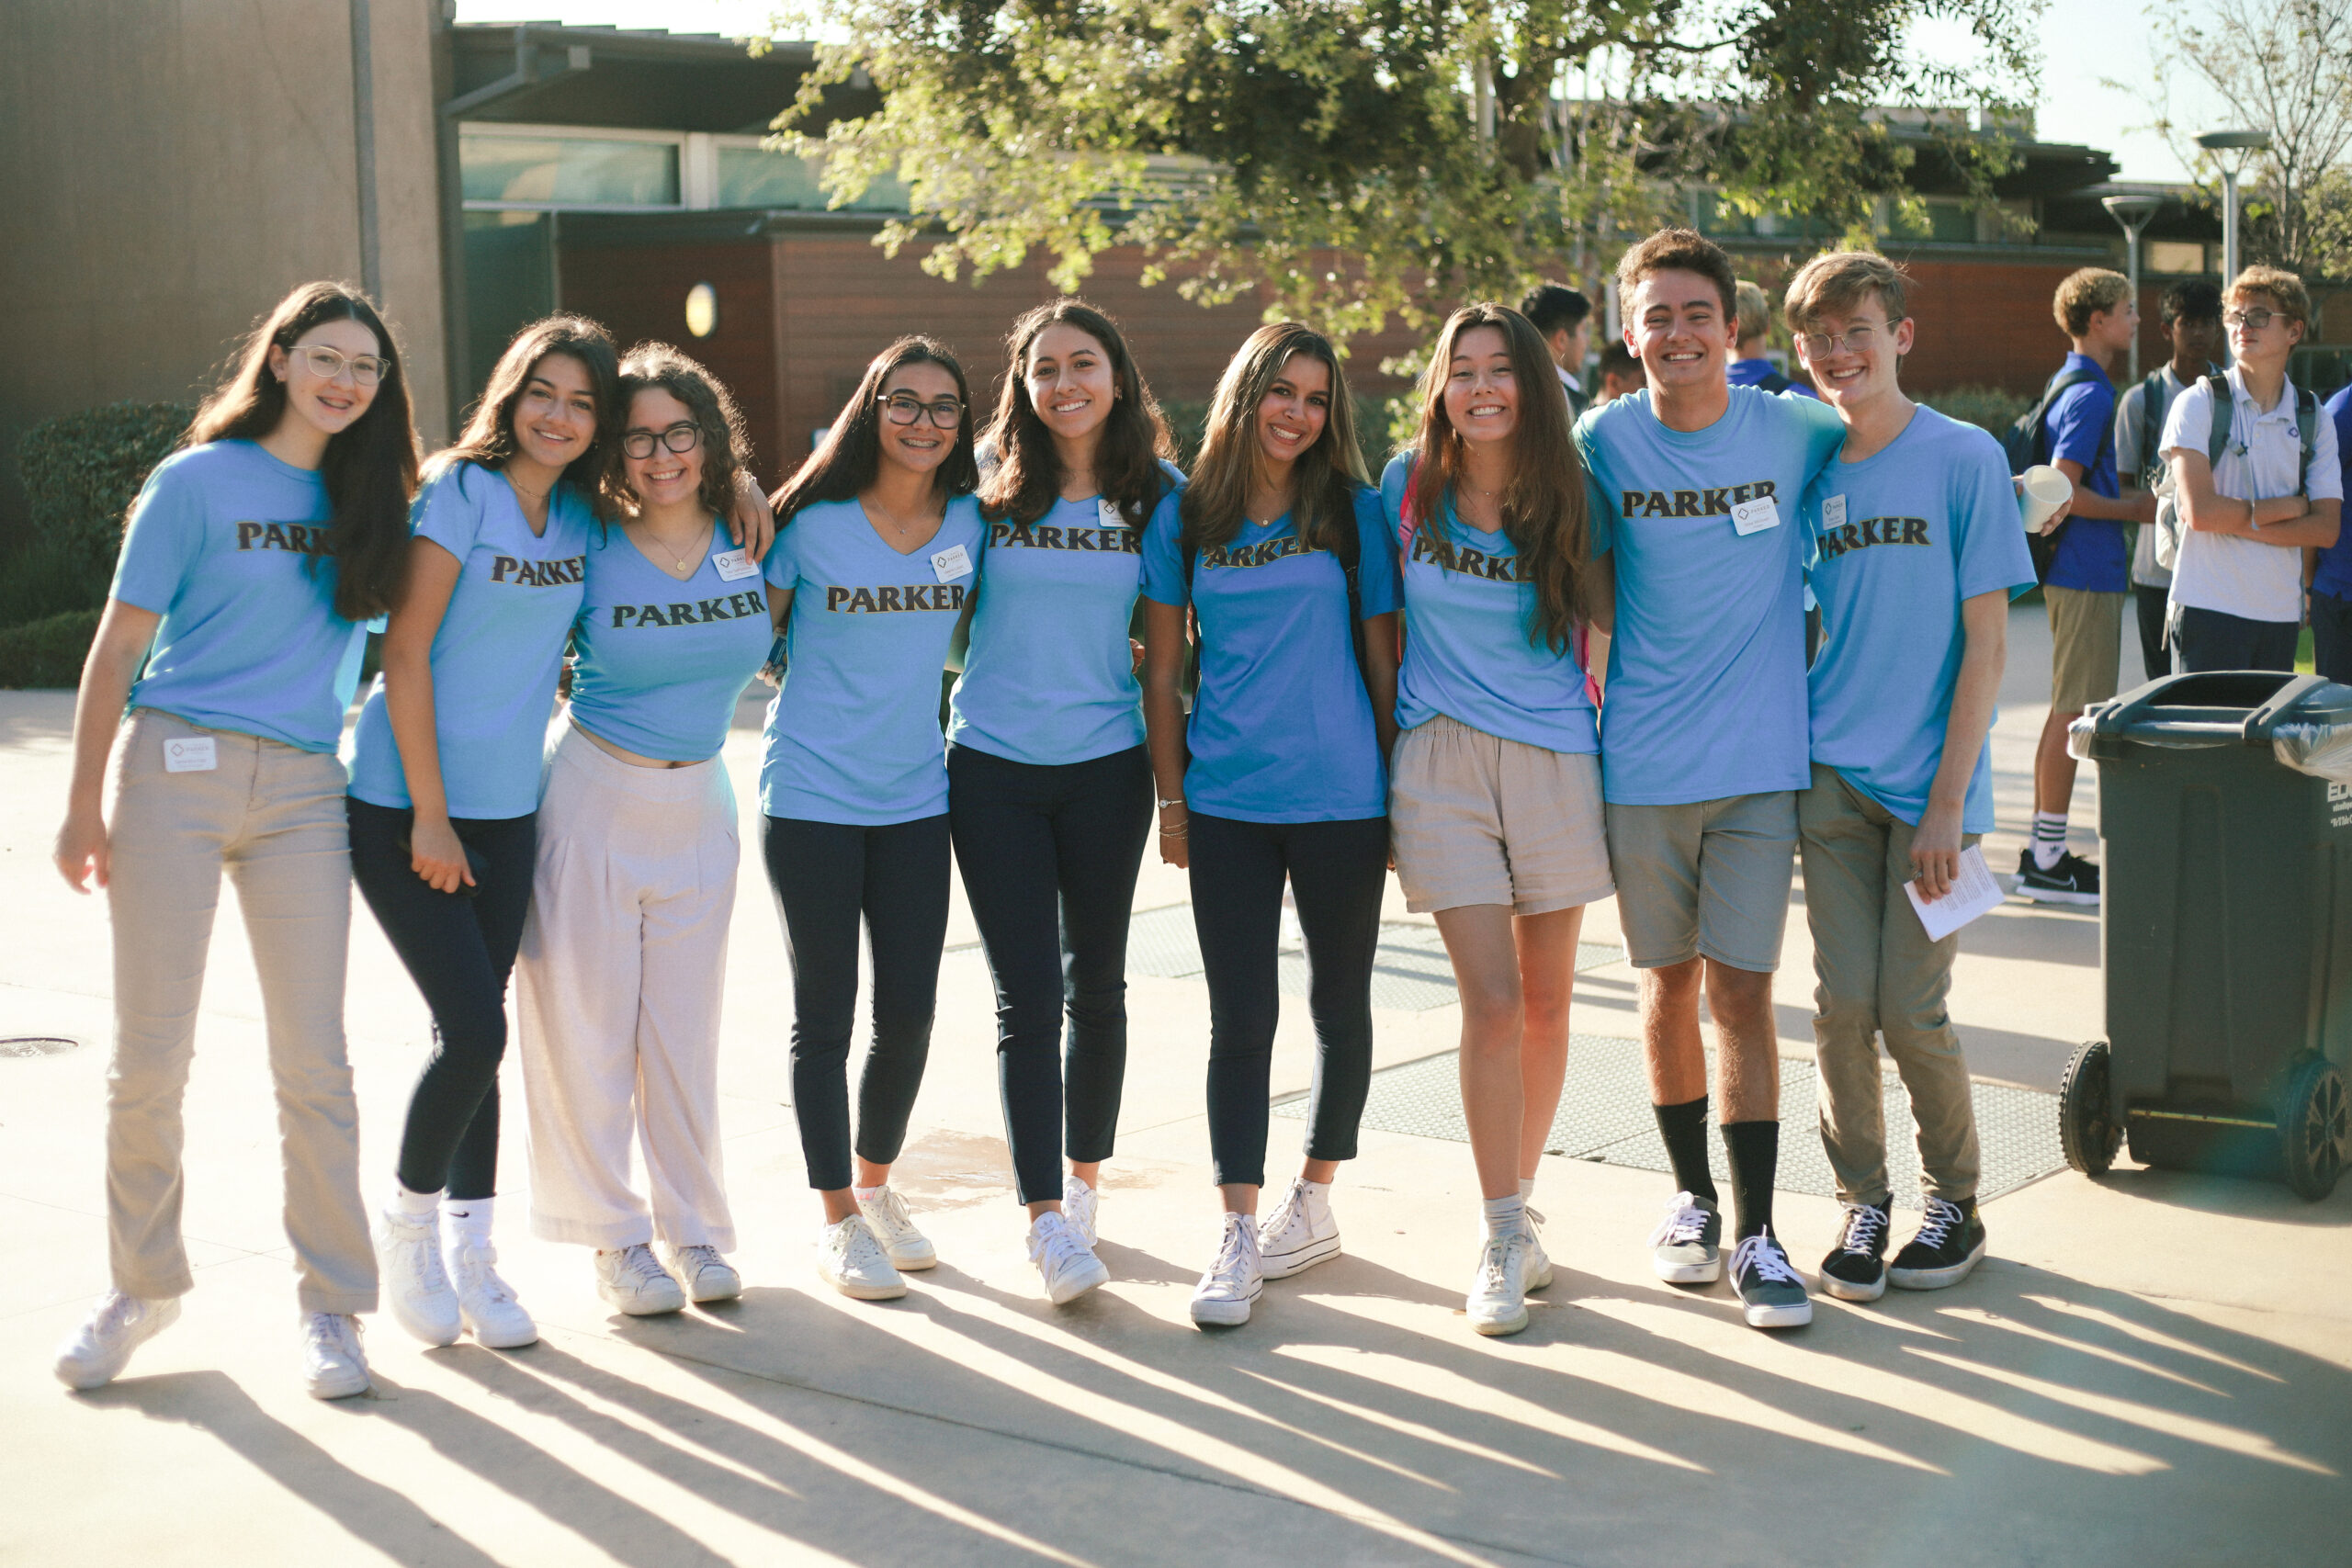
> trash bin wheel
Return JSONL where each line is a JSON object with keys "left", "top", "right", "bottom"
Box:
{"left": 2278, "top": 1057, "right": 2348, "bottom": 1202}
{"left": 2059, "top": 1040, "right": 2121, "bottom": 1176}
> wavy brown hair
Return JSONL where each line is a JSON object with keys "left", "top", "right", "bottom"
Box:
{"left": 183, "top": 280, "right": 417, "bottom": 619}
{"left": 1404, "top": 303, "right": 1590, "bottom": 653}
{"left": 1180, "top": 322, "right": 1366, "bottom": 556}
{"left": 770, "top": 336, "right": 978, "bottom": 524}
{"left": 440, "top": 314, "right": 619, "bottom": 491}
{"left": 600, "top": 343, "right": 748, "bottom": 519}
{"left": 978, "top": 299, "right": 1173, "bottom": 527}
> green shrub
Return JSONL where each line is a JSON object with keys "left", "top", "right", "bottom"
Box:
{"left": 0, "top": 608, "right": 100, "bottom": 689}
{"left": 1919, "top": 385, "right": 2034, "bottom": 437}
{"left": 17, "top": 400, "right": 192, "bottom": 569}
{"left": 0, "top": 534, "right": 112, "bottom": 629}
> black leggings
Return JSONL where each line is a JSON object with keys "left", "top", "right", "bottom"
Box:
{"left": 1189, "top": 811, "right": 1389, "bottom": 1190}
{"left": 346, "top": 797, "right": 537, "bottom": 1201}
{"left": 763, "top": 813, "right": 952, "bottom": 1191}
{"left": 948, "top": 743, "right": 1152, "bottom": 1203}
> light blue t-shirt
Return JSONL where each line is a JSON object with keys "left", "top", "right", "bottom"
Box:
{"left": 761, "top": 494, "right": 986, "bottom": 824}
{"left": 567, "top": 522, "right": 771, "bottom": 763}
{"left": 1139, "top": 484, "right": 1403, "bottom": 823}
{"left": 947, "top": 491, "right": 1158, "bottom": 766}
{"left": 110, "top": 440, "right": 368, "bottom": 753}
{"left": 346, "top": 463, "right": 593, "bottom": 818}
{"left": 1379, "top": 454, "right": 1596, "bottom": 754}
{"left": 1803, "top": 407, "right": 2038, "bottom": 833}
{"left": 1576, "top": 387, "right": 1846, "bottom": 805}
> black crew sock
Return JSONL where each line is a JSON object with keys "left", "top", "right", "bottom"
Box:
{"left": 1652, "top": 1096, "right": 1718, "bottom": 1204}
{"left": 1722, "top": 1120, "right": 1780, "bottom": 1241}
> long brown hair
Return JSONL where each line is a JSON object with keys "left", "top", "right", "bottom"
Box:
{"left": 441, "top": 314, "right": 619, "bottom": 491}
{"left": 770, "top": 336, "right": 978, "bottom": 524}
{"left": 1405, "top": 303, "right": 1589, "bottom": 653}
{"left": 1180, "top": 321, "right": 1366, "bottom": 556}
{"left": 599, "top": 343, "right": 749, "bottom": 519}
{"left": 978, "top": 299, "right": 1173, "bottom": 527}
{"left": 184, "top": 280, "right": 417, "bottom": 620}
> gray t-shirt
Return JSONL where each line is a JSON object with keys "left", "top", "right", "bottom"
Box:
{"left": 2115, "top": 365, "right": 2200, "bottom": 587}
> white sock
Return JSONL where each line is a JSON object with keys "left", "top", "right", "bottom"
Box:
{"left": 1518, "top": 1177, "right": 1536, "bottom": 1203}
{"left": 1482, "top": 1193, "right": 1527, "bottom": 1240}
{"left": 2031, "top": 811, "right": 2069, "bottom": 871}
{"left": 391, "top": 1183, "right": 441, "bottom": 1221}
{"left": 440, "top": 1196, "right": 492, "bottom": 1245}
{"left": 853, "top": 1184, "right": 882, "bottom": 1203}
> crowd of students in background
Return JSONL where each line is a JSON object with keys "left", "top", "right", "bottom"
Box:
{"left": 42, "top": 220, "right": 2344, "bottom": 1401}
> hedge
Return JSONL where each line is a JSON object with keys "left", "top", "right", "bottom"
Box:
{"left": 0, "top": 609, "right": 102, "bottom": 690}
{"left": 1917, "top": 385, "right": 2035, "bottom": 438}
{"left": 17, "top": 400, "right": 192, "bottom": 569}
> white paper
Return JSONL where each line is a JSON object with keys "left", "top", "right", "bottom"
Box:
{"left": 930, "top": 543, "right": 973, "bottom": 582}
{"left": 1905, "top": 844, "right": 2004, "bottom": 942}
{"left": 1822, "top": 494, "right": 1848, "bottom": 529}
{"left": 1731, "top": 494, "right": 1781, "bottom": 535}
{"left": 712, "top": 547, "right": 759, "bottom": 581}
{"left": 163, "top": 736, "right": 218, "bottom": 773}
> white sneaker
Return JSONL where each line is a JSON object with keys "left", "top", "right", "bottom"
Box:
{"left": 300, "top": 1312, "right": 371, "bottom": 1400}
{"left": 1257, "top": 1178, "right": 1340, "bottom": 1279}
{"left": 54, "top": 1292, "right": 180, "bottom": 1391}
{"left": 446, "top": 1239, "right": 537, "bottom": 1348}
{"left": 818, "top": 1216, "right": 907, "bottom": 1301}
{"left": 1520, "top": 1203, "right": 1555, "bottom": 1292}
{"left": 1027, "top": 1211, "right": 1110, "bottom": 1305}
{"left": 1061, "top": 1174, "right": 1101, "bottom": 1248}
{"left": 857, "top": 1185, "right": 937, "bottom": 1270}
{"left": 1190, "top": 1213, "right": 1263, "bottom": 1327}
{"left": 377, "top": 1207, "right": 461, "bottom": 1347}
{"left": 663, "top": 1243, "right": 743, "bottom": 1303}
{"left": 1466, "top": 1233, "right": 1532, "bottom": 1337}
{"left": 594, "top": 1243, "right": 685, "bottom": 1316}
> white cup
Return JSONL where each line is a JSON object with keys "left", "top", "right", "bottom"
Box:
{"left": 2018, "top": 465, "right": 2072, "bottom": 534}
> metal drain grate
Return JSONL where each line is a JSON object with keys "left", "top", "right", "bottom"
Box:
{"left": 0, "top": 1036, "right": 81, "bottom": 1060}
{"left": 1274, "top": 1033, "right": 2063, "bottom": 1208}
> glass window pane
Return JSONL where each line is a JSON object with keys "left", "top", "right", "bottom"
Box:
{"left": 715, "top": 144, "right": 909, "bottom": 211}
{"left": 460, "top": 135, "right": 678, "bottom": 206}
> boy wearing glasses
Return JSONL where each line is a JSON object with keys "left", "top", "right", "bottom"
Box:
{"left": 2160, "top": 266, "right": 2343, "bottom": 672}
{"left": 1784, "top": 250, "right": 2038, "bottom": 1301}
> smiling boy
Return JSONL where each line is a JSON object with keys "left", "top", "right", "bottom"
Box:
{"left": 1785, "top": 250, "right": 2039, "bottom": 1301}
{"left": 1575, "top": 228, "right": 1845, "bottom": 1330}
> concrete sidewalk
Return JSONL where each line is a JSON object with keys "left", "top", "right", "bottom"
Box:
{"left": 2, "top": 600, "right": 2346, "bottom": 1567}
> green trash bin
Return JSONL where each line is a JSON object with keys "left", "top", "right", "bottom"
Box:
{"left": 2058, "top": 671, "right": 2352, "bottom": 1200}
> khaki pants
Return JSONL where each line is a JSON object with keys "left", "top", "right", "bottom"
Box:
{"left": 1797, "top": 765, "right": 1982, "bottom": 1206}
{"left": 105, "top": 709, "right": 376, "bottom": 1314}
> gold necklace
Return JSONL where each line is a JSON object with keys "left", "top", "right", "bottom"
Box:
{"left": 642, "top": 517, "right": 711, "bottom": 573}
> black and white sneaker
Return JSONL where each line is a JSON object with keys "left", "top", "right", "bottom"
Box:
{"left": 1888, "top": 1196, "right": 1987, "bottom": 1291}
{"left": 2016, "top": 847, "right": 2099, "bottom": 906}
{"left": 1817, "top": 1201, "right": 1891, "bottom": 1303}
{"left": 1729, "top": 1230, "right": 1813, "bottom": 1328}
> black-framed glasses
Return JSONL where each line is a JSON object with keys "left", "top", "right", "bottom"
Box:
{"left": 879, "top": 392, "right": 965, "bottom": 429}
{"left": 296, "top": 345, "right": 390, "bottom": 386}
{"left": 620, "top": 422, "right": 704, "bottom": 459}
{"left": 1798, "top": 324, "right": 1880, "bottom": 359}
{"left": 2224, "top": 308, "right": 2279, "bottom": 331}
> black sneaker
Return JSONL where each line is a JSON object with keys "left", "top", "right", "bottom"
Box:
{"left": 1817, "top": 1201, "right": 1891, "bottom": 1303}
{"left": 1888, "top": 1197, "right": 1987, "bottom": 1291}
{"left": 2016, "top": 847, "right": 2099, "bottom": 906}
{"left": 1729, "top": 1229, "right": 1813, "bottom": 1328}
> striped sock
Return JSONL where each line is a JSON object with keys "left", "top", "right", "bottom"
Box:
{"left": 2031, "top": 811, "right": 2068, "bottom": 871}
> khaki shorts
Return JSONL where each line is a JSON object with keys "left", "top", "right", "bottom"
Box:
{"left": 1389, "top": 714, "right": 1614, "bottom": 915}
{"left": 1605, "top": 791, "right": 1797, "bottom": 973}
{"left": 2047, "top": 585, "right": 2127, "bottom": 714}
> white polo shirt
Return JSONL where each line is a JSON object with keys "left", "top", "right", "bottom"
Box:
{"left": 2160, "top": 368, "right": 2343, "bottom": 623}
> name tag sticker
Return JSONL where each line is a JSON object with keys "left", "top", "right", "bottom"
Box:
{"left": 1822, "top": 494, "right": 1848, "bottom": 530}
{"left": 164, "top": 736, "right": 217, "bottom": 773}
{"left": 931, "top": 544, "right": 973, "bottom": 583}
{"left": 1732, "top": 494, "right": 1781, "bottom": 536}
{"left": 1098, "top": 498, "right": 1125, "bottom": 532}
{"left": 712, "top": 547, "right": 759, "bottom": 581}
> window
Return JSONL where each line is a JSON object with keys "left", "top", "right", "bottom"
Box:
{"left": 460, "top": 133, "right": 680, "bottom": 208}
{"left": 715, "top": 142, "right": 910, "bottom": 211}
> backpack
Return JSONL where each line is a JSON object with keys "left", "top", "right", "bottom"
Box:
{"left": 1752, "top": 367, "right": 1796, "bottom": 396}
{"left": 2005, "top": 366, "right": 2108, "bottom": 583}
{"left": 2151, "top": 374, "right": 2321, "bottom": 572}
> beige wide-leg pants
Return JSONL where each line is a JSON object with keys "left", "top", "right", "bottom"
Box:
{"left": 104, "top": 708, "right": 376, "bottom": 1314}
{"left": 517, "top": 727, "right": 739, "bottom": 1250}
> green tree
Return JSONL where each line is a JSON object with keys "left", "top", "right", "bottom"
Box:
{"left": 767, "top": 0, "right": 2039, "bottom": 344}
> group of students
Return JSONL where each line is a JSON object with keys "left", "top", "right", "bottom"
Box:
{"left": 53, "top": 224, "right": 2052, "bottom": 1401}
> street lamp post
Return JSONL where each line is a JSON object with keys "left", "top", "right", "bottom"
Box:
{"left": 2102, "top": 193, "right": 2164, "bottom": 382}
{"left": 2196, "top": 129, "right": 2272, "bottom": 283}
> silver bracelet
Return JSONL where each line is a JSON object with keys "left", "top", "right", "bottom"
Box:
{"left": 1156, "top": 796, "right": 1187, "bottom": 811}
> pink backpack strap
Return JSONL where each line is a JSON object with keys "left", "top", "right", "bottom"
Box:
{"left": 1397, "top": 456, "right": 1421, "bottom": 555}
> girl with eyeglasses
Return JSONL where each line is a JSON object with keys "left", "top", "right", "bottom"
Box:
{"left": 950, "top": 299, "right": 1179, "bottom": 1303}
{"left": 1381, "top": 303, "right": 1610, "bottom": 1337}
{"left": 342, "top": 316, "right": 617, "bottom": 1354}
{"left": 1139, "top": 321, "right": 1403, "bottom": 1328}
{"left": 51, "top": 282, "right": 417, "bottom": 1399}
{"left": 513, "top": 344, "right": 773, "bottom": 1317}
{"left": 759, "top": 337, "right": 985, "bottom": 1302}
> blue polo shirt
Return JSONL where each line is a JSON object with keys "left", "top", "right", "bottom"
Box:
{"left": 2041, "top": 352, "right": 2128, "bottom": 592}
{"left": 1727, "top": 357, "right": 1818, "bottom": 399}
{"left": 2313, "top": 384, "right": 2352, "bottom": 602}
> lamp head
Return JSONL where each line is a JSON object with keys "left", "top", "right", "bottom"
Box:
{"left": 2195, "top": 129, "right": 2272, "bottom": 152}
{"left": 2102, "top": 194, "right": 2164, "bottom": 230}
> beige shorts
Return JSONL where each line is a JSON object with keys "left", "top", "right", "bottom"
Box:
{"left": 1604, "top": 791, "right": 1797, "bottom": 973}
{"left": 1389, "top": 714, "right": 1614, "bottom": 915}
{"left": 2047, "top": 585, "right": 2127, "bottom": 714}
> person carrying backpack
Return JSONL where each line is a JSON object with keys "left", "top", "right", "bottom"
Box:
{"left": 2113, "top": 280, "right": 2225, "bottom": 681}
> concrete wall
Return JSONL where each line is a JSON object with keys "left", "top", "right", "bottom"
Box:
{"left": 0, "top": 0, "right": 447, "bottom": 544}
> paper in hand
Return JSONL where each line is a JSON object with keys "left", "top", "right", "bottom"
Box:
{"left": 1905, "top": 844, "right": 2005, "bottom": 942}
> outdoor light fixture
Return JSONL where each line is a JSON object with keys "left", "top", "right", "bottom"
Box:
{"left": 2102, "top": 193, "right": 2165, "bottom": 380}
{"left": 2195, "top": 129, "right": 2272, "bottom": 282}
{"left": 684, "top": 281, "right": 718, "bottom": 338}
